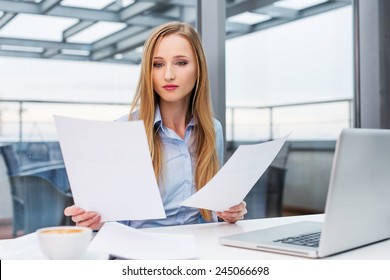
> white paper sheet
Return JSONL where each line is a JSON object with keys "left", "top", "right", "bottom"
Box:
{"left": 181, "top": 135, "right": 288, "bottom": 212}
{"left": 54, "top": 115, "right": 166, "bottom": 222}
{"left": 89, "top": 222, "right": 198, "bottom": 259}
{"left": 0, "top": 234, "right": 43, "bottom": 260}
{"left": 0, "top": 234, "right": 108, "bottom": 260}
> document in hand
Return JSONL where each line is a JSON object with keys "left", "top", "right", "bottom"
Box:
{"left": 89, "top": 222, "right": 198, "bottom": 259}
{"left": 181, "top": 135, "right": 288, "bottom": 212}
{"left": 54, "top": 115, "right": 166, "bottom": 222}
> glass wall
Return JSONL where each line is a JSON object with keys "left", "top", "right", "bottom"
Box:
{"left": 225, "top": 5, "right": 354, "bottom": 217}
{"left": 0, "top": 60, "right": 137, "bottom": 238}
{"left": 0, "top": 1, "right": 354, "bottom": 238}
{"left": 226, "top": 6, "right": 353, "bottom": 141}
{"left": 0, "top": 58, "right": 139, "bottom": 142}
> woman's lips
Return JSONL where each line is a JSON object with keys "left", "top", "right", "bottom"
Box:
{"left": 163, "top": 84, "right": 178, "bottom": 91}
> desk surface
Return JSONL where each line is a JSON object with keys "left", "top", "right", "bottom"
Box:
{"left": 1, "top": 214, "right": 389, "bottom": 260}
{"left": 143, "top": 214, "right": 390, "bottom": 260}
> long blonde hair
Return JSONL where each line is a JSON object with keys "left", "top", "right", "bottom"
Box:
{"left": 129, "top": 22, "right": 219, "bottom": 221}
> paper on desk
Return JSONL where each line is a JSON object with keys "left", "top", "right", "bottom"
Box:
{"left": 181, "top": 135, "right": 288, "bottom": 212}
{"left": 89, "top": 222, "right": 198, "bottom": 259}
{"left": 54, "top": 115, "right": 166, "bottom": 222}
{"left": 0, "top": 234, "right": 43, "bottom": 260}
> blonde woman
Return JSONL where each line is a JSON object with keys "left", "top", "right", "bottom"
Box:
{"left": 64, "top": 22, "right": 247, "bottom": 229}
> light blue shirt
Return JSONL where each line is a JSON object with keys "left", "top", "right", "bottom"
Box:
{"left": 116, "top": 107, "right": 224, "bottom": 228}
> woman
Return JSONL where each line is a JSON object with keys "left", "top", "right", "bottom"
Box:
{"left": 64, "top": 22, "right": 247, "bottom": 229}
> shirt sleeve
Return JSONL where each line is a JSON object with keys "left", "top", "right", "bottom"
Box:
{"left": 114, "top": 114, "right": 130, "bottom": 122}
{"left": 213, "top": 118, "right": 224, "bottom": 168}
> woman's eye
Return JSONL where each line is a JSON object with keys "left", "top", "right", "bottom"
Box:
{"left": 153, "top": 62, "right": 164, "bottom": 68}
{"left": 176, "top": 61, "right": 188, "bottom": 66}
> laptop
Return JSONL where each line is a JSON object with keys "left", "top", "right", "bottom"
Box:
{"left": 219, "top": 128, "right": 390, "bottom": 258}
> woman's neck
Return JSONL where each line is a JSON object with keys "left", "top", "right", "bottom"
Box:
{"left": 159, "top": 101, "right": 191, "bottom": 139}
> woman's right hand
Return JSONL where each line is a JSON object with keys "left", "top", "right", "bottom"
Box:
{"left": 64, "top": 205, "right": 103, "bottom": 231}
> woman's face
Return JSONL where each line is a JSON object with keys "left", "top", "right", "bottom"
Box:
{"left": 152, "top": 33, "right": 197, "bottom": 107}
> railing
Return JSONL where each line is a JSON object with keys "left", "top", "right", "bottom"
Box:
{"left": 0, "top": 99, "right": 129, "bottom": 142}
{"left": 0, "top": 98, "right": 353, "bottom": 143}
{"left": 227, "top": 98, "right": 353, "bottom": 141}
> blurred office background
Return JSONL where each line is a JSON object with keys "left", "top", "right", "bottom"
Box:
{"left": 0, "top": 0, "right": 389, "bottom": 238}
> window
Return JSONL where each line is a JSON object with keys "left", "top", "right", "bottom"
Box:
{"left": 226, "top": 6, "right": 353, "bottom": 141}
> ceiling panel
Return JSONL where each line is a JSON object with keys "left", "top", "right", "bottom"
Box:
{"left": 0, "top": 0, "right": 351, "bottom": 64}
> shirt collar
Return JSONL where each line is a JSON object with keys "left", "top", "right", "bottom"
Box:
{"left": 153, "top": 106, "right": 163, "bottom": 129}
{"left": 153, "top": 105, "right": 196, "bottom": 130}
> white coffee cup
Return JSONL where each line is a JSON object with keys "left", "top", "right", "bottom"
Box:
{"left": 37, "top": 226, "right": 92, "bottom": 260}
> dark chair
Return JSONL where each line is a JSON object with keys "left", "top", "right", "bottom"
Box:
{"left": 9, "top": 175, "right": 74, "bottom": 236}
{"left": 0, "top": 144, "right": 71, "bottom": 193}
{"left": 0, "top": 145, "right": 20, "bottom": 176}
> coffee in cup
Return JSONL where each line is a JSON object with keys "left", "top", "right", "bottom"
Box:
{"left": 37, "top": 226, "right": 92, "bottom": 260}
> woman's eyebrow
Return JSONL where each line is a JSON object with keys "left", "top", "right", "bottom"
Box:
{"left": 173, "top": 55, "right": 189, "bottom": 59}
{"left": 153, "top": 55, "right": 189, "bottom": 59}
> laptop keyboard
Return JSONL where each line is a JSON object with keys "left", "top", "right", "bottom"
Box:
{"left": 273, "top": 231, "right": 321, "bottom": 248}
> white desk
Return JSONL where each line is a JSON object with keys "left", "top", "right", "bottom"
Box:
{"left": 1, "top": 214, "right": 389, "bottom": 259}
{"left": 143, "top": 214, "right": 390, "bottom": 260}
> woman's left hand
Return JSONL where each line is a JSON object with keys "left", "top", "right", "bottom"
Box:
{"left": 216, "top": 201, "right": 247, "bottom": 223}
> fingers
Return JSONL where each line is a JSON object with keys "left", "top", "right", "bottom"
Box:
{"left": 64, "top": 204, "right": 102, "bottom": 230}
{"left": 64, "top": 205, "right": 84, "bottom": 216}
{"left": 72, "top": 211, "right": 99, "bottom": 224}
{"left": 217, "top": 210, "right": 245, "bottom": 223}
{"left": 228, "top": 201, "right": 247, "bottom": 212}
{"left": 217, "top": 201, "right": 248, "bottom": 223}
{"left": 89, "top": 220, "right": 104, "bottom": 231}
{"left": 75, "top": 213, "right": 102, "bottom": 230}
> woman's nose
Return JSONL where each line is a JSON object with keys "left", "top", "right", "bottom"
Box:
{"left": 164, "top": 66, "right": 175, "bottom": 81}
